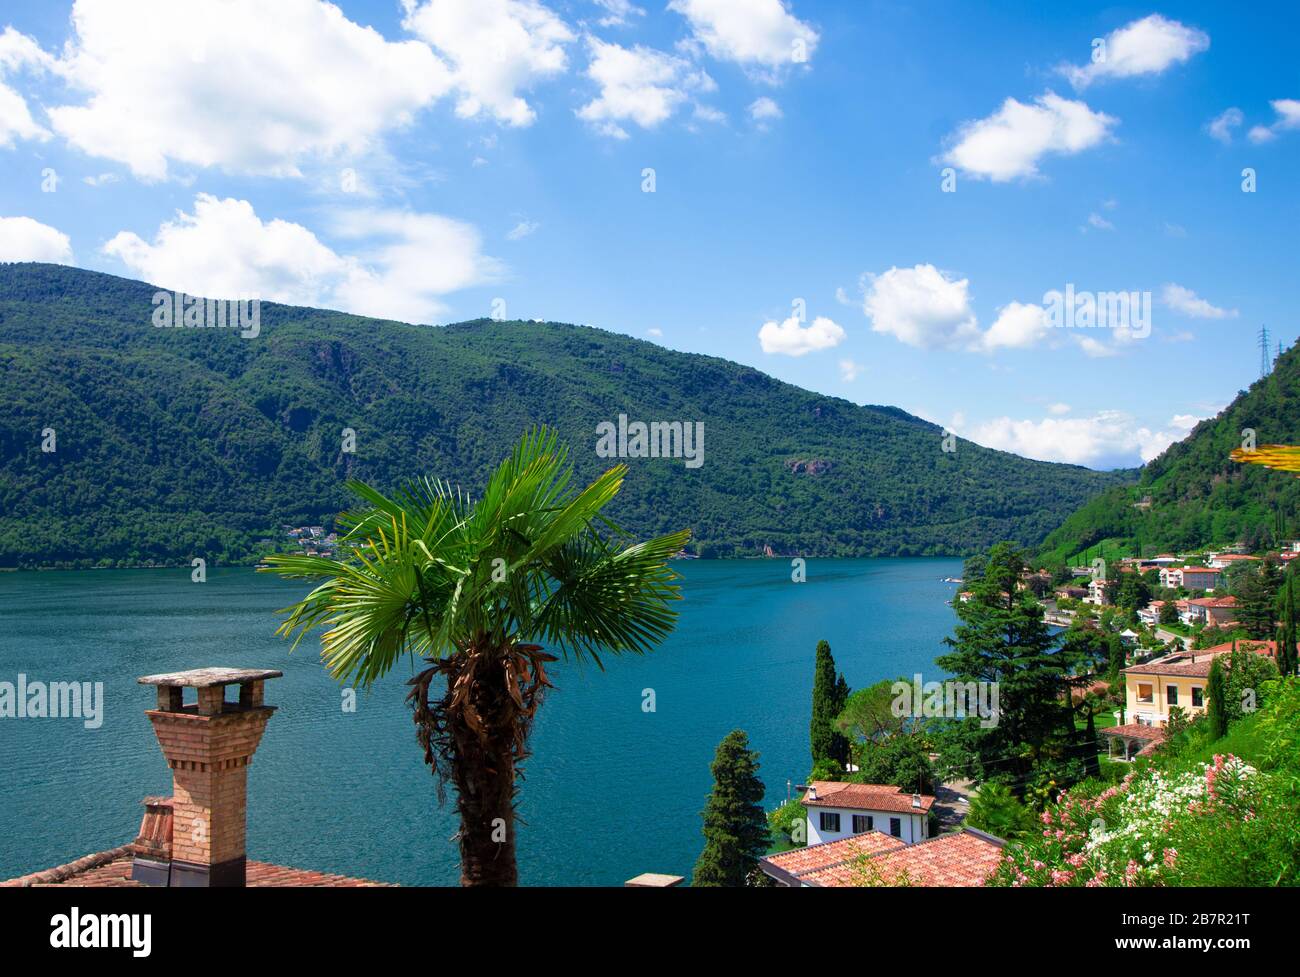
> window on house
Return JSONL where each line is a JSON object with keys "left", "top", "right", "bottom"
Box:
{"left": 1137, "top": 683, "right": 1153, "bottom": 704}
{"left": 889, "top": 817, "right": 902, "bottom": 838}
{"left": 1167, "top": 686, "right": 1178, "bottom": 705}
{"left": 1192, "top": 687, "right": 1204, "bottom": 708}
{"left": 852, "top": 815, "right": 872, "bottom": 833}
{"left": 819, "top": 812, "right": 840, "bottom": 833}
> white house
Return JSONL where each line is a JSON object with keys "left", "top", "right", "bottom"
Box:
{"left": 802, "top": 781, "right": 933, "bottom": 846}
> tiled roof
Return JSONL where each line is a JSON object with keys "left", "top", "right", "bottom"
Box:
{"left": 761, "top": 829, "right": 1004, "bottom": 887}
{"left": 1124, "top": 649, "right": 1229, "bottom": 678}
{"left": 1, "top": 851, "right": 392, "bottom": 888}
{"left": 764, "top": 832, "right": 905, "bottom": 880}
{"left": 1187, "top": 596, "right": 1237, "bottom": 608}
{"left": 803, "top": 781, "right": 935, "bottom": 814}
{"left": 1101, "top": 722, "right": 1167, "bottom": 742}
{"left": 1125, "top": 639, "right": 1281, "bottom": 679}
{"left": 1201, "top": 640, "right": 1284, "bottom": 659}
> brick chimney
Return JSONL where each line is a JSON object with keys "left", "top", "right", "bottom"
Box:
{"left": 133, "top": 667, "right": 282, "bottom": 887}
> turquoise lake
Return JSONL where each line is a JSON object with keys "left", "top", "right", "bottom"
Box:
{"left": 0, "top": 558, "right": 961, "bottom": 885}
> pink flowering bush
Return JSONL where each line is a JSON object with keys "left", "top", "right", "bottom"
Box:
{"left": 988, "top": 755, "right": 1258, "bottom": 887}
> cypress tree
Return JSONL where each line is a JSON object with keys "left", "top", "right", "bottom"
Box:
{"left": 1207, "top": 657, "right": 1228, "bottom": 739}
{"left": 692, "top": 730, "right": 770, "bottom": 887}
{"left": 1279, "top": 575, "right": 1297, "bottom": 677}
{"left": 810, "top": 640, "right": 850, "bottom": 767}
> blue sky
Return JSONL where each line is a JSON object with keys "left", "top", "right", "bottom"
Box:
{"left": 1, "top": 0, "right": 1297, "bottom": 470}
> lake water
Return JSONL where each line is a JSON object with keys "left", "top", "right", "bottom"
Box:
{"left": 0, "top": 558, "right": 961, "bottom": 885}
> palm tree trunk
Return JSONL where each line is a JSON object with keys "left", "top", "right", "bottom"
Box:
{"left": 449, "top": 692, "right": 519, "bottom": 887}
{"left": 410, "top": 641, "right": 551, "bottom": 887}
{"left": 434, "top": 646, "right": 519, "bottom": 887}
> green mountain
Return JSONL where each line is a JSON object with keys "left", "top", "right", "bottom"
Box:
{"left": 0, "top": 263, "right": 1130, "bottom": 568}
{"left": 1040, "top": 341, "right": 1300, "bottom": 564}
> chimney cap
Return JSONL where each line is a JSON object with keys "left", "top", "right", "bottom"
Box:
{"left": 137, "top": 667, "right": 283, "bottom": 689}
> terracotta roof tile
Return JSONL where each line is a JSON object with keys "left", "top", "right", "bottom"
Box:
{"left": 761, "top": 829, "right": 1004, "bottom": 887}
{"left": 803, "top": 781, "right": 935, "bottom": 814}
{"left": 1, "top": 852, "right": 393, "bottom": 888}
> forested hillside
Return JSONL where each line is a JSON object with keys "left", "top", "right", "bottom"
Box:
{"left": 0, "top": 263, "right": 1129, "bottom": 567}
{"left": 1040, "top": 341, "right": 1300, "bottom": 564}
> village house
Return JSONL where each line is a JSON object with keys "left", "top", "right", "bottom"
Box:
{"left": 1183, "top": 595, "right": 1239, "bottom": 628}
{"left": 802, "top": 781, "right": 934, "bottom": 845}
{"left": 759, "top": 828, "right": 1005, "bottom": 887}
{"left": 1115, "top": 640, "right": 1279, "bottom": 734}
{"left": 1086, "top": 577, "right": 1111, "bottom": 606}
{"left": 1206, "top": 553, "right": 1260, "bottom": 570}
{"left": 1137, "top": 601, "right": 1165, "bottom": 627}
{"left": 1160, "top": 565, "right": 1223, "bottom": 591}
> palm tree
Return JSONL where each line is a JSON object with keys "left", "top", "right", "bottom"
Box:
{"left": 1230, "top": 443, "right": 1300, "bottom": 474}
{"left": 260, "top": 429, "right": 690, "bottom": 886}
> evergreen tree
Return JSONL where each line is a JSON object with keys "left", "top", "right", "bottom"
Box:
{"left": 936, "top": 542, "right": 1084, "bottom": 793}
{"left": 692, "top": 730, "right": 769, "bottom": 887}
{"left": 1238, "top": 568, "right": 1278, "bottom": 639}
{"left": 1207, "top": 657, "right": 1228, "bottom": 739}
{"left": 810, "top": 640, "right": 850, "bottom": 768}
{"left": 1278, "top": 576, "right": 1297, "bottom": 677}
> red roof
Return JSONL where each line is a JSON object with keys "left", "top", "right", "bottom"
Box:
{"left": 1201, "top": 640, "right": 1287, "bottom": 660}
{"left": 761, "top": 830, "right": 1005, "bottom": 887}
{"left": 1, "top": 849, "right": 391, "bottom": 887}
{"left": 803, "top": 781, "right": 935, "bottom": 814}
{"left": 763, "top": 832, "right": 906, "bottom": 881}
{"left": 1187, "top": 595, "right": 1237, "bottom": 608}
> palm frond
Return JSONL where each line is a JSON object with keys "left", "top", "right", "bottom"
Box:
{"left": 1231, "top": 444, "right": 1300, "bottom": 474}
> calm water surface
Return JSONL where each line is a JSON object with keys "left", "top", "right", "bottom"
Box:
{"left": 0, "top": 559, "right": 960, "bottom": 885}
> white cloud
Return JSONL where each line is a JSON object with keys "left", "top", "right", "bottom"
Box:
{"left": 1161, "top": 283, "right": 1237, "bottom": 319}
{"left": 1207, "top": 107, "right": 1242, "bottom": 144}
{"left": 401, "top": 0, "right": 572, "bottom": 127}
{"left": 941, "top": 92, "right": 1117, "bottom": 182}
{"left": 577, "top": 37, "right": 712, "bottom": 138}
{"left": 1048, "top": 402, "right": 1071, "bottom": 416}
{"left": 82, "top": 172, "right": 119, "bottom": 187}
{"left": 668, "top": 0, "right": 818, "bottom": 76}
{"left": 0, "top": 27, "right": 54, "bottom": 146}
{"left": 43, "top": 0, "right": 452, "bottom": 180}
{"left": 0, "top": 216, "right": 73, "bottom": 263}
{"left": 860, "top": 264, "right": 980, "bottom": 350}
{"left": 749, "top": 96, "right": 782, "bottom": 122}
{"left": 1062, "top": 15, "right": 1209, "bottom": 90}
{"left": 692, "top": 103, "right": 726, "bottom": 124}
{"left": 838, "top": 357, "right": 862, "bottom": 381}
{"left": 979, "top": 301, "right": 1049, "bottom": 351}
{"left": 647, "top": 326, "right": 663, "bottom": 337}
{"left": 1247, "top": 99, "right": 1300, "bottom": 144}
{"left": 102, "top": 193, "right": 500, "bottom": 323}
{"left": 592, "top": 0, "right": 646, "bottom": 27}
{"left": 959, "top": 409, "right": 1204, "bottom": 469}
{"left": 757, "top": 314, "right": 844, "bottom": 356}
{"left": 1084, "top": 212, "right": 1114, "bottom": 231}
{"left": 506, "top": 219, "right": 540, "bottom": 240}
{"left": 1076, "top": 335, "right": 1117, "bottom": 358}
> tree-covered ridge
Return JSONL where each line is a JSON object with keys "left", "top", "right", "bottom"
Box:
{"left": 0, "top": 263, "right": 1129, "bottom": 567}
{"left": 1039, "top": 341, "right": 1300, "bottom": 565}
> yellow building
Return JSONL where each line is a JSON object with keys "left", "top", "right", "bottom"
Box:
{"left": 1120, "top": 640, "right": 1280, "bottom": 728}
